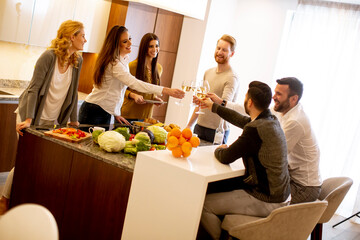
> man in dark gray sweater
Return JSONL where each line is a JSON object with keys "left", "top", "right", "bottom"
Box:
{"left": 199, "top": 81, "right": 290, "bottom": 240}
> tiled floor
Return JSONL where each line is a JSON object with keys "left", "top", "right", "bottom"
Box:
{"left": 321, "top": 214, "right": 360, "bottom": 240}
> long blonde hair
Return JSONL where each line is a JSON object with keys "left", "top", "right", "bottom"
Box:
{"left": 49, "top": 20, "right": 84, "bottom": 68}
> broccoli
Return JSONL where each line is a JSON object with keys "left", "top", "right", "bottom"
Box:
{"left": 153, "top": 144, "right": 166, "bottom": 150}
{"left": 122, "top": 133, "right": 151, "bottom": 155}
{"left": 114, "top": 127, "right": 131, "bottom": 140}
{"left": 134, "top": 132, "right": 151, "bottom": 151}
{"left": 123, "top": 146, "right": 138, "bottom": 155}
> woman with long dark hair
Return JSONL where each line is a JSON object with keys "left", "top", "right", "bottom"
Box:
{"left": 121, "top": 33, "right": 163, "bottom": 121}
{"left": 79, "top": 26, "right": 184, "bottom": 126}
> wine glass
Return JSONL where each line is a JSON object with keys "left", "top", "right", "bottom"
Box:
{"left": 195, "top": 80, "right": 210, "bottom": 114}
{"left": 175, "top": 79, "right": 197, "bottom": 106}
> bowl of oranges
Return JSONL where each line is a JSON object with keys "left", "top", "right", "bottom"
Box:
{"left": 166, "top": 128, "right": 200, "bottom": 158}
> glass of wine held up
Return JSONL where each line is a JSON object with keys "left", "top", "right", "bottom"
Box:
{"left": 195, "top": 80, "right": 210, "bottom": 114}
{"left": 176, "top": 79, "right": 197, "bottom": 106}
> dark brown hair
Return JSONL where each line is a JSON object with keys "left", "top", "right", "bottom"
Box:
{"left": 247, "top": 81, "right": 272, "bottom": 110}
{"left": 93, "top": 25, "right": 128, "bottom": 87}
{"left": 135, "top": 33, "right": 160, "bottom": 85}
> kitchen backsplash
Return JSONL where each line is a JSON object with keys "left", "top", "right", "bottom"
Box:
{"left": 0, "top": 41, "right": 45, "bottom": 81}
{"left": 0, "top": 79, "right": 29, "bottom": 88}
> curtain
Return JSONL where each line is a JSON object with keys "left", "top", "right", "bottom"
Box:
{"left": 274, "top": 0, "right": 360, "bottom": 223}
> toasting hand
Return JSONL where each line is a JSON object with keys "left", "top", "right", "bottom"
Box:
{"left": 199, "top": 97, "right": 214, "bottom": 110}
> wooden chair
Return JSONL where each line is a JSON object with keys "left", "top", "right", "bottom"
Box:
{"left": 311, "top": 176, "right": 353, "bottom": 240}
{"left": 0, "top": 203, "right": 58, "bottom": 240}
{"left": 221, "top": 201, "right": 328, "bottom": 240}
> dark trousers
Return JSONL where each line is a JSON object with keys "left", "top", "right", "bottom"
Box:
{"left": 78, "top": 101, "right": 111, "bottom": 129}
{"left": 194, "top": 124, "right": 230, "bottom": 144}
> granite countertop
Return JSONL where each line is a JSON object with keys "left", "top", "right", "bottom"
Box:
{"left": 0, "top": 79, "right": 88, "bottom": 102}
{"left": 25, "top": 127, "right": 214, "bottom": 173}
{"left": 26, "top": 127, "right": 137, "bottom": 172}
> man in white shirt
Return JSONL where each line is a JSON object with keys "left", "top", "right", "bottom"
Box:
{"left": 204, "top": 77, "right": 322, "bottom": 204}
{"left": 272, "top": 77, "right": 321, "bottom": 204}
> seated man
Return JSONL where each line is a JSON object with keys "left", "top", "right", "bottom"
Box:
{"left": 205, "top": 77, "right": 322, "bottom": 204}
{"left": 199, "top": 81, "right": 290, "bottom": 240}
{"left": 272, "top": 77, "right": 321, "bottom": 204}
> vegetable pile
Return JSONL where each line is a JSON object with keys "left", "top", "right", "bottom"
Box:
{"left": 92, "top": 126, "right": 167, "bottom": 155}
{"left": 53, "top": 128, "right": 87, "bottom": 139}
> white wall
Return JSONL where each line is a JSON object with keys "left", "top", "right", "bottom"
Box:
{"left": 166, "top": 0, "right": 298, "bottom": 143}
{"left": 164, "top": 0, "right": 212, "bottom": 127}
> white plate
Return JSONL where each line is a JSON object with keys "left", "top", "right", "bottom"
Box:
{"left": 144, "top": 100, "right": 167, "bottom": 104}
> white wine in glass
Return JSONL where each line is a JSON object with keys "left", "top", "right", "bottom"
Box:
{"left": 195, "top": 80, "right": 210, "bottom": 114}
{"left": 176, "top": 80, "right": 196, "bottom": 106}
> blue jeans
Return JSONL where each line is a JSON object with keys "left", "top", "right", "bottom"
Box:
{"left": 79, "top": 101, "right": 111, "bottom": 127}
{"left": 194, "top": 124, "right": 229, "bottom": 144}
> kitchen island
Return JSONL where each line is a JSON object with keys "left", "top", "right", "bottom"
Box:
{"left": 10, "top": 128, "right": 245, "bottom": 240}
{"left": 11, "top": 128, "right": 135, "bottom": 240}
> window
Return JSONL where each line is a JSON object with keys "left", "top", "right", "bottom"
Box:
{"left": 275, "top": 0, "right": 360, "bottom": 220}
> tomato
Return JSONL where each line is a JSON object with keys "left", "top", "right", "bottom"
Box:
{"left": 129, "top": 134, "right": 135, "bottom": 141}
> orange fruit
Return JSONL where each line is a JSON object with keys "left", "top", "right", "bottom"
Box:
{"left": 178, "top": 136, "right": 186, "bottom": 145}
{"left": 182, "top": 128, "right": 192, "bottom": 139}
{"left": 170, "top": 127, "right": 182, "bottom": 138}
{"left": 166, "top": 143, "right": 176, "bottom": 150}
{"left": 167, "top": 136, "right": 179, "bottom": 149}
{"left": 181, "top": 142, "right": 193, "bottom": 155}
{"left": 172, "top": 146, "right": 183, "bottom": 158}
{"left": 189, "top": 136, "right": 200, "bottom": 147}
{"left": 182, "top": 151, "right": 191, "bottom": 158}
{"left": 167, "top": 131, "right": 171, "bottom": 140}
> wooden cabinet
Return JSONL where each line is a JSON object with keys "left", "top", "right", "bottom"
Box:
{"left": 0, "top": 0, "right": 34, "bottom": 44}
{"left": 0, "top": 103, "right": 18, "bottom": 172}
{"left": 11, "top": 132, "right": 133, "bottom": 240}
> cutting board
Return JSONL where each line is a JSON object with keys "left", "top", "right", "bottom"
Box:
{"left": 44, "top": 129, "right": 92, "bottom": 143}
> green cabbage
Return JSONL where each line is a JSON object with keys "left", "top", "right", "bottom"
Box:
{"left": 147, "top": 126, "right": 167, "bottom": 144}
{"left": 92, "top": 130, "right": 103, "bottom": 144}
{"left": 98, "top": 131, "right": 126, "bottom": 152}
{"left": 114, "top": 127, "right": 131, "bottom": 140}
{"left": 134, "top": 132, "right": 151, "bottom": 152}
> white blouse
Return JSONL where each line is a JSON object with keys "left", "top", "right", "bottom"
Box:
{"left": 41, "top": 58, "right": 73, "bottom": 121}
{"left": 85, "top": 55, "right": 163, "bottom": 116}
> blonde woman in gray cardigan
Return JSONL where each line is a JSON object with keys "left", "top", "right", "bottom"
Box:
{"left": 16, "top": 20, "right": 86, "bottom": 136}
{"left": 0, "top": 20, "right": 86, "bottom": 216}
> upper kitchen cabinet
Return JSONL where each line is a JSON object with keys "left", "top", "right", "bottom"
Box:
{"left": 73, "top": 0, "right": 111, "bottom": 53}
{"left": 0, "top": 0, "right": 110, "bottom": 53}
{"left": 28, "top": 0, "right": 76, "bottom": 47}
{"left": 0, "top": 0, "right": 35, "bottom": 44}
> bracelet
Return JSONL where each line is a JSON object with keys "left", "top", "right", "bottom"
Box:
{"left": 221, "top": 99, "right": 227, "bottom": 107}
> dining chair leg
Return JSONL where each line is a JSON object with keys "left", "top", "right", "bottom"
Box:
{"left": 332, "top": 211, "right": 360, "bottom": 228}
{"left": 311, "top": 223, "right": 323, "bottom": 240}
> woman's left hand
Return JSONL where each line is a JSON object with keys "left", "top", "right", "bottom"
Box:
{"left": 115, "top": 116, "right": 131, "bottom": 125}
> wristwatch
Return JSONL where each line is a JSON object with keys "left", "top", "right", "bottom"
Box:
{"left": 221, "top": 99, "right": 227, "bottom": 107}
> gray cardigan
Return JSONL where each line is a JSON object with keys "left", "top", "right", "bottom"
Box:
{"left": 18, "top": 50, "right": 83, "bottom": 125}
{"left": 213, "top": 104, "right": 290, "bottom": 203}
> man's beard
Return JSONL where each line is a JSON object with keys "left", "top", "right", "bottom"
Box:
{"left": 215, "top": 55, "right": 228, "bottom": 64}
{"left": 244, "top": 98, "right": 249, "bottom": 115}
{"left": 274, "top": 98, "right": 291, "bottom": 113}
